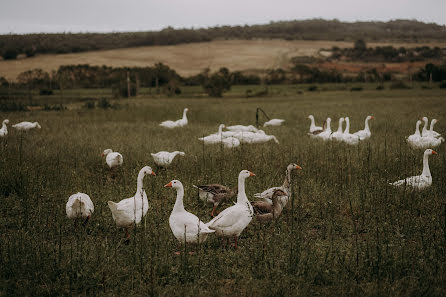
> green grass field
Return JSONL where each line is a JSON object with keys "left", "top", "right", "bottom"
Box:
{"left": 1, "top": 86, "right": 446, "bottom": 296}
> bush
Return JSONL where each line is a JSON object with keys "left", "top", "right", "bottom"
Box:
{"left": 43, "top": 104, "right": 65, "bottom": 111}
{"left": 389, "top": 81, "right": 411, "bottom": 89}
{"left": 376, "top": 85, "right": 385, "bottom": 90}
{"left": 2, "top": 48, "right": 19, "bottom": 60}
{"left": 202, "top": 69, "right": 232, "bottom": 97}
{"left": 307, "top": 85, "right": 318, "bottom": 91}
{"left": 350, "top": 86, "right": 363, "bottom": 91}
{"left": 83, "top": 101, "right": 96, "bottom": 109}
{"left": 439, "top": 81, "right": 446, "bottom": 88}
{"left": 98, "top": 98, "right": 111, "bottom": 109}
{"left": 25, "top": 47, "right": 36, "bottom": 57}
{"left": 0, "top": 101, "right": 28, "bottom": 111}
{"left": 39, "top": 89, "right": 53, "bottom": 95}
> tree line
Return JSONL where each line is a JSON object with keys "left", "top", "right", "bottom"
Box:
{"left": 1, "top": 19, "right": 446, "bottom": 60}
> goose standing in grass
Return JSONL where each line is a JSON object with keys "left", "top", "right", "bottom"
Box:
{"left": 102, "top": 149, "right": 123, "bottom": 169}
{"left": 0, "top": 119, "right": 9, "bottom": 137}
{"left": 308, "top": 115, "right": 323, "bottom": 133}
{"left": 226, "top": 125, "right": 259, "bottom": 133}
{"left": 66, "top": 192, "right": 94, "bottom": 225}
{"left": 254, "top": 163, "right": 302, "bottom": 208}
{"left": 390, "top": 149, "right": 437, "bottom": 190}
{"left": 108, "top": 166, "right": 155, "bottom": 242}
{"left": 193, "top": 183, "right": 235, "bottom": 217}
{"left": 329, "top": 117, "right": 344, "bottom": 141}
{"left": 353, "top": 115, "right": 374, "bottom": 140}
{"left": 252, "top": 189, "right": 285, "bottom": 223}
{"left": 199, "top": 124, "right": 226, "bottom": 144}
{"left": 342, "top": 117, "right": 360, "bottom": 145}
{"left": 420, "top": 117, "right": 429, "bottom": 137}
{"left": 428, "top": 119, "right": 442, "bottom": 138}
{"left": 12, "top": 121, "right": 41, "bottom": 131}
{"left": 160, "top": 108, "right": 188, "bottom": 128}
{"left": 406, "top": 120, "right": 424, "bottom": 149}
{"left": 165, "top": 180, "right": 215, "bottom": 252}
{"left": 151, "top": 151, "right": 185, "bottom": 167}
{"left": 205, "top": 170, "right": 255, "bottom": 248}
{"left": 310, "top": 117, "right": 332, "bottom": 141}
{"left": 264, "top": 119, "right": 285, "bottom": 127}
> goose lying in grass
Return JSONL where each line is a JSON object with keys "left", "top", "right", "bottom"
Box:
{"left": 193, "top": 183, "right": 235, "bottom": 217}
{"left": 221, "top": 136, "right": 241, "bottom": 148}
{"left": 329, "top": 118, "right": 344, "bottom": 141}
{"left": 108, "top": 166, "right": 155, "bottom": 242}
{"left": 264, "top": 119, "right": 285, "bottom": 127}
{"left": 205, "top": 170, "right": 255, "bottom": 248}
{"left": 160, "top": 108, "right": 188, "bottom": 128}
{"left": 12, "top": 121, "right": 41, "bottom": 131}
{"left": 66, "top": 192, "right": 94, "bottom": 225}
{"left": 252, "top": 189, "right": 285, "bottom": 223}
{"left": 232, "top": 131, "right": 279, "bottom": 144}
{"left": 407, "top": 120, "right": 444, "bottom": 150}
{"left": 309, "top": 117, "right": 331, "bottom": 141}
{"left": 151, "top": 151, "right": 185, "bottom": 167}
{"left": 428, "top": 118, "right": 441, "bottom": 138}
{"left": 353, "top": 115, "right": 374, "bottom": 140}
{"left": 165, "top": 180, "right": 215, "bottom": 252}
{"left": 390, "top": 149, "right": 437, "bottom": 190}
{"left": 0, "top": 119, "right": 9, "bottom": 137}
{"left": 254, "top": 163, "right": 302, "bottom": 208}
{"left": 308, "top": 115, "right": 323, "bottom": 133}
{"left": 199, "top": 124, "right": 226, "bottom": 144}
{"left": 226, "top": 125, "right": 259, "bottom": 133}
{"left": 102, "top": 149, "right": 123, "bottom": 169}
{"left": 342, "top": 117, "right": 360, "bottom": 145}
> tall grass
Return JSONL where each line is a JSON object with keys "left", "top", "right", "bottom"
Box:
{"left": 0, "top": 88, "right": 445, "bottom": 296}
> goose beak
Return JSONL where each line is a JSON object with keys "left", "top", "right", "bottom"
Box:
{"left": 101, "top": 153, "right": 104, "bottom": 157}
{"left": 249, "top": 172, "right": 256, "bottom": 177}
{"left": 295, "top": 165, "right": 302, "bottom": 170}
{"left": 151, "top": 171, "right": 156, "bottom": 176}
{"left": 432, "top": 150, "right": 438, "bottom": 155}
{"left": 371, "top": 116, "right": 375, "bottom": 120}
{"left": 164, "top": 181, "right": 172, "bottom": 188}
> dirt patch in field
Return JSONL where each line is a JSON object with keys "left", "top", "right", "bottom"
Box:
{"left": 1, "top": 39, "right": 444, "bottom": 81}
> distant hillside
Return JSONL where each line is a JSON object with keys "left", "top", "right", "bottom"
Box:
{"left": 1, "top": 19, "right": 446, "bottom": 59}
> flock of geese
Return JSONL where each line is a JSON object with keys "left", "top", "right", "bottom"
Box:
{"left": 1, "top": 109, "right": 442, "bottom": 251}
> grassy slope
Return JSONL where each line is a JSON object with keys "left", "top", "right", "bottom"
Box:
{"left": 2, "top": 39, "right": 446, "bottom": 81}
{"left": 0, "top": 87, "right": 446, "bottom": 296}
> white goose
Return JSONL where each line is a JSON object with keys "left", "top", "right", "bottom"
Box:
{"left": 12, "top": 121, "right": 41, "bottom": 131}
{"left": 264, "top": 119, "right": 285, "bottom": 127}
{"left": 199, "top": 124, "right": 226, "bottom": 144}
{"left": 232, "top": 131, "right": 279, "bottom": 144}
{"left": 151, "top": 151, "right": 185, "bottom": 167}
{"left": 66, "top": 192, "right": 94, "bottom": 224}
{"left": 421, "top": 117, "right": 429, "bottom": 137}
{"left": 254, "top": 163, "right": 302, "bottom": 208}
{"left": 102, "top": 149, "right": 123, "bottom": 169}
{"left": 165, "top": 180, "right": 215, "bottom": 249}
{"left": 205, "top": 170, "right": 255, "bottom": 248}
{"left": 160, "top": 108, "right": 189, "bottom": 128}
{"left": 342, "top": 117, "right": 360, "bottom": 145}
{"left": 329, "top": 117, "right": 344, "bottom": 141}
{"left": 390, "top": 149, "right": 437, "bottom": 190}
{"left": 406, "top": 120, "right": 424, "bottom": 149}
{"left": 428, "top": 119, "right": 442, "bottom": 138}
{"left": 108, "top": 166, "right": 156, "bottom": 240}
{"left": 308, "top": 115, "right": 323, "bottom": 133}
{"left": 226, "top": 125, "right": 259, "bottom": 133}
{"left": 313, "top": 117, "right": 332, "bottom": 141}
{"left": 353, "top": 115, "right": 374, "bottom": 140}
{"left": 221, "top": 136, "right": 241, "bottom": 148}
{"left": 0, "top": 119, "right": 9, "bottom": 137}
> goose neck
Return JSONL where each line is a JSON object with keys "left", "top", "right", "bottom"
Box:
{"left": 337, "top": 119, "right": 343, "bottom": 133}
{"left": 237, "top": 176, "right": 248, "bottom": 204}
{"left": 344, "top": 118, "right": 350, "bottom": 134}
{"left": 136, "top": 171, "right": 145, "bottom": 194}
{"left": 415, "top": 122, "right": 421, "bottom": 136}
{"left": 421, "top": 153, "right": 431, "bottom": 177}
{"left": 173, "top": 186, "right": 185, "bottom": 212}
{"left": 283, "top": 169, "right": 292, "bottom": 191}
{"left": 422, "top": 120, "right": 428, "bottom": 133}
{"left": 364, "top": 118, "right": 370, "bottom": 132}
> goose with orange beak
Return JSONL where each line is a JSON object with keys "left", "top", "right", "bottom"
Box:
{"left": 205, "top": 170, "right": 255, "bottom": 249}
{"left": 165, "top": 180, "right": 215, "bottom": 253}
{"left": 390, "top": 149, "right": 437, "bottom": 190}
{"left": 254, "top": 163, "right": 302, "bottom": 208}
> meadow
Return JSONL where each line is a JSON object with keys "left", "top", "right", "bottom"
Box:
{"left": 0, "top": 86, "right": 446, "bottom": 296}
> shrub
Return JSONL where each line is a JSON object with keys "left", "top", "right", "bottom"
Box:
{"left": 202, "top": 69, "right": 232, "bottom": 97}
{"left": 98, "top": 98, "right": 111, "bottom": 109}
{"left": 389, "top": 81, "right": 411, "bottom": 89}
{"left": 2, "top": 48, "right": 19, "bottom": 60}
{"left": 83, "top": 101, "right": 96, "bottom": 109}
{"left": 307, "top": 85, "right": 318, "bottom": 91}
{"left": 350, "top": 86, "right": 363, "bottom": 91}
{"left": 43, "top": 104, "right": 65, "bottom": 111}
{"left": 0, "top": 101, "right": 28, "bottom": 111}
{"left": 439, "top": 81, "right": 446, "bottom": 88}
{"left": 376, "top": 85, "right": 385, "bottom": 90}
{"left": 39, "top": 89, "right": 53, "bottom": 95}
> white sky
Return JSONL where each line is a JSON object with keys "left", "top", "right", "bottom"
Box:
{"left": 0, "top": 0, "right": 445, "bottom": 34}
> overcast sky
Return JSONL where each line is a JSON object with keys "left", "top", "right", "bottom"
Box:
{"left": 1, "top": 0, "right": 445, "bottom": 34}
